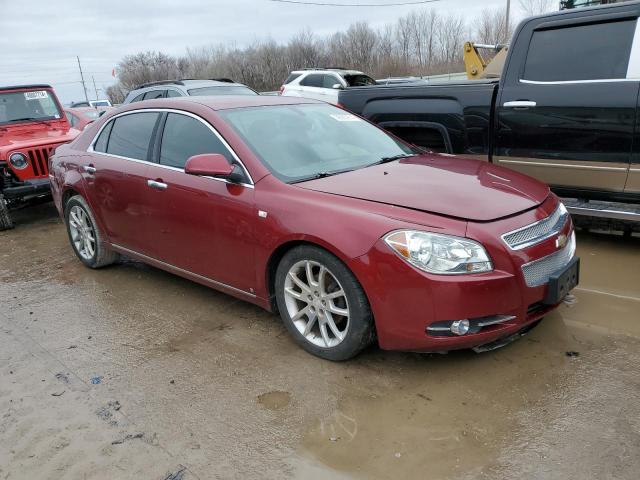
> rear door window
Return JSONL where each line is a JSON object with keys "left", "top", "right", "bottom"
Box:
{"left": 159, "top": 113, "right": 232, "bottom": 169}
{"left": 131, "top": 93, "right": 145, "bottom": 103}
{"left": 284, "top": 73, "right": 302, "bottom": 84}
{"left": 299, "top": 74, "right": 325, "bottom": 88}
{"left": 106, "top": 112, "right": 159, "bottom": 160}
{"left": 167, "top": 89, "right": 182, "bottom": 97}
{"left": 523, "top": 19, "right": 637, "bottom": 82}
{"left": 143, "top": 90, "right": 166, "bottom": 100}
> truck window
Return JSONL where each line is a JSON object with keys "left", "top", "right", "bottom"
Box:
{"left": 523, "top": 19, "right": 637, "bottom": 82}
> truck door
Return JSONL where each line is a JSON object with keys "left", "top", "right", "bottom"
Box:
{"left": 626, "top": 80, "right": 640, "bottom": 194}
{"left": 495, "top": 12, "right": 640, "bottom": 196}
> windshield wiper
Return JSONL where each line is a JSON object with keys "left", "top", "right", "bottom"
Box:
{"left": 8, "top": 117, "right": 54, "bottom": 126}
{"left": 290, "top": 167, "right": 355, "bottom": 184}
{"left": 366, "top": 153, "right": 418, "bottom": 168}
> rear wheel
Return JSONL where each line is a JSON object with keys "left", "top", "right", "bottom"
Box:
{"left": 0, "top": 194, "right": 13, "bottom": 231}
{"left": 275, "top": 245, "right": 374, "bottom": 361}
{"left": 64, "top": 195, "right": 119, "bottom": 268}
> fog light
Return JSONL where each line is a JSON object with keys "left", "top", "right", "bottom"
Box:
{"left": 450, "top": 319, "right": 470, "bottom": 336}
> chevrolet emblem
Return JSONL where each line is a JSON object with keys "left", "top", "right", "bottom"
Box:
{"left": 555, "top": 234, "right": 567, "bottom": 249}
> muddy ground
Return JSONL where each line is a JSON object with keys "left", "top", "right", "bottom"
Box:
{"left": 1, "top": 203, "right": 639, "bottom": 480}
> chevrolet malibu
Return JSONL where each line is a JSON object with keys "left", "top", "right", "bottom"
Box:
{"left": 50, "top": 96, "right": 579, "bottom": 360}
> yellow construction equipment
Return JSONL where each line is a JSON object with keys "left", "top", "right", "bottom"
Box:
{"left": 463, "top": 42, "right": 509, "bottom": 80}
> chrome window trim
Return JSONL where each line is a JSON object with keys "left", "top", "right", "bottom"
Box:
{"left": 519, "top": 78, "right": 638, "bottom": 85}
{"left": 111, "top": 244, "right": 256, "bottom": 298}
{"left": 501, "top": 204, "right": 569, "bottom": 251}
{"left": 87, "top": 108, "right": 255, "bottom": 188}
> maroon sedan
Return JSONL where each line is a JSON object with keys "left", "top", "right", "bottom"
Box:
{"left": 50, "top": 96, "right": 579, "bottom": 360}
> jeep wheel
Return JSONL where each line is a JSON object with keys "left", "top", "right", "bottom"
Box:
{"left": 0, "top": 194, "right": 13, "bottom": 231}
{"left": 64, "top": 195, "right": 119, "bottom": 268}
{"left": 275, "top": 245, "right": 374, "bottom": 361}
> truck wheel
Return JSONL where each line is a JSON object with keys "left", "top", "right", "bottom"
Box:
{"left": 64, "top": 195, "right": 119, "bottom": 268}
{"left": 0, "top": 194, "right": 13, "bottom": 231}
{"left": 275, "top": 245, "right": 375, "bottom": 361}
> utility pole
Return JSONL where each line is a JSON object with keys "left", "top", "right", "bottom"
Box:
{"left": 505, "top": 0, "right": 511, "bottom": 43}
{"left": 77, "top": 56, "right": 89, "bottom": 103}
{"left": 92, "top": 76, "right": 99, "bottom": 101}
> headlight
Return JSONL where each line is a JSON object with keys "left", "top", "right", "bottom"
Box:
{"left": 9, "top": 152, "right": 28, "bottom": 170}
{"left": 384, "top": 230, "right": 493, "bottom": 274}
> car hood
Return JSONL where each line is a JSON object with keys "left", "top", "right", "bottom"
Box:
{"left": 0, "top": 121, "right": 78, "bottom": 154}
{"left": 296, "top": 154, "right": 550, "bottom": 222}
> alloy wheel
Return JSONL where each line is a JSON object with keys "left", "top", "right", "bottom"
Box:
{"left": 68, "top": 205, "right": 96, "bottom": 260}
{"left": 283, "top": 260, "right": 350, "bottom": 348}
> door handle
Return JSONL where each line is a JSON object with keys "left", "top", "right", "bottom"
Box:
{"left": 147, "top": 179, "right": 168, "bottom": 190}
{"left": 83, "top": 165, "right": 96, "bottom": 174}
{"left": 503, "top": 100, "right": 537, "bottom": 108}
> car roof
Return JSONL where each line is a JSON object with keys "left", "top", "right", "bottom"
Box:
{"left": 133, "top": 79, "right": 247, "bottom": 91}
{"left": 66, "top": 106, "right": 110, "bottom": 113}
{"left": 291, "top": 69, "right": 364, "bottom": 76}
{"left": 0, "top": 84, "right": 53, "bottom": 92}
{"left": 118, "top": 95, "right": 323, "bottom": 112}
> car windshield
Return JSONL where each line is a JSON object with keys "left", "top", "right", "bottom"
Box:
{"left": 188, "top": 86, "right": 257, "bottom": 96}
{"left": 220, "top": 104, "right": 414, "bottom": 183}
{"left": 0, "top": 90, "right": 63, "bottom": 125}
{"left": 83, "top": 110, "right": 102, "bottom": 119}
{"left": 343, "top": 74, "right": 377, "bottom": 87}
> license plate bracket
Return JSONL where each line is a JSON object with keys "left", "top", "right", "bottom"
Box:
{"left": 543, "top": 257, "right": 580, "bottom": 305}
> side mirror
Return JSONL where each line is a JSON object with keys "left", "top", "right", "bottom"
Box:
{"left": 332, "top": 83, "right": 344, "bottom": 90}
{"left": 185, "top": 153, "right": 234, "bottom": 177}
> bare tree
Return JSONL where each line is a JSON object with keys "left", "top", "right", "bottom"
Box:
{"left": 105, "top": 84, "right": 125, "bottom": 104}
{"left": 115, "top": 51, "right": 180, "bottom": 92}
{"left": 475, "top": 8, "right": 513, "bottom": 45}
{"left": 110, "top": 6, "right": 527, "bottom": 96}
{"left": 518, "top": 0, "right": 555, "bottom": 17}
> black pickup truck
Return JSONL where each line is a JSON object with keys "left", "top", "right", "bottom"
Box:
{"left": 339, "top": 1, "right": 640, "bottom": 205}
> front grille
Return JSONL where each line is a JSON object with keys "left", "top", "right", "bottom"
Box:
{"left": 521, "top": 232, "right": 576, "bottom": 287}
{"left": 26, "top": 145, "right": 60, "bottom": 177}
{"left": 502, "top": 204, "right": 569, "bottom": 250}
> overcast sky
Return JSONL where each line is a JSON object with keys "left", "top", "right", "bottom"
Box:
{"left": 0, "top": 0, "right": 533, "bottom": 104}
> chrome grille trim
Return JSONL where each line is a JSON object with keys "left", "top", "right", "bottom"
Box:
{"left": 521, "top": 232, "right": 576, "bottom": 287}
{"left": 502, "top": 204, "right": 569, "bottom": 250}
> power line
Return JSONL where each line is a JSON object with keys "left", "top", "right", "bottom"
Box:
{"left": 267, "top": 0, "right": 440, "bottom": 6}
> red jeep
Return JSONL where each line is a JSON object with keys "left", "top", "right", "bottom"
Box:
{"left": 0, "top": 85, "right": 79, "bottom": 230}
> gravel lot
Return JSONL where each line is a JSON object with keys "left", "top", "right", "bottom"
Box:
{"left": 1, "top": 203, "right": 639, "bottom": 480}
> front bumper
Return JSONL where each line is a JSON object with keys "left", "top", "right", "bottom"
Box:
{"left": 348, "top": 196, "right": 577, "bottom": 352}
{"left": 2, "top": 177, "right": 51, "bottom": 200}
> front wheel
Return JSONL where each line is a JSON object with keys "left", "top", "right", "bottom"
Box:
{"left": 0, "top": 194, "right": 13, "bottom": 231}
{"left": 64, "top": 195, "right": 119, "bottom": 268}
{"left": 275, "top": 245, "right": 374, "bottom": 361}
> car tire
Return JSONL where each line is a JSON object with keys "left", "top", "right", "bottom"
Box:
{"left": 64, "top": 195, "right": 119, "bottom": 268}
{"left": 0, "top": 194, "right": 13, "bottom": 231}
{"left": 275, "top": 245, "right": 374, "bottom": 361}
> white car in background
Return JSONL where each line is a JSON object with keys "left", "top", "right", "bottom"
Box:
{"left": 279, "top": 68, "right": 377, "bottom": 104}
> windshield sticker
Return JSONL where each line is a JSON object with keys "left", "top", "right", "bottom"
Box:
{"left": 329, "top": 113, "right": 361, "bottom": 122}
{"left": 24, "top": 91, "right": 48, "bottom": 100}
